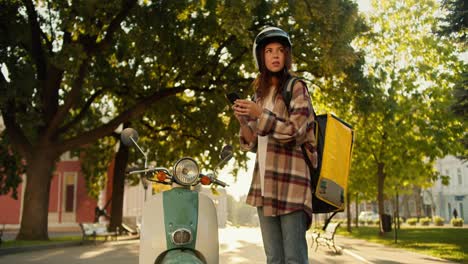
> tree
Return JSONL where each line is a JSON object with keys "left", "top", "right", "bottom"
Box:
{"left": 0, "top": 0, "right": 364, "bottom": 240}
{"left": 439, "top": 0, "right": 467, "bottom": 43}
{"left": 0, "top": 0, "right": 249, "bottom": 240}
{"left": 438, "top": 0, "right": 467, "bottom": 160}
{"left": 0, "top": 133, "right": 26, "bottom": 199}
{"left": 350, "top": 0, "right": 465, "bottom": 234}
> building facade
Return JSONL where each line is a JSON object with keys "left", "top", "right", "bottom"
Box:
{"left": 430, "top": 155, "right": 467, "bottom": 223}
{"left": 0, "top": 152, "right": 97, "bottom": 228}
{"left": 349, "top": 156, "right": 467, "bottom": 224}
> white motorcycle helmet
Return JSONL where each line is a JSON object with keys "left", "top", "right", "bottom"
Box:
{"left": 253, "top": 26, "right": 292, "bottom": 69}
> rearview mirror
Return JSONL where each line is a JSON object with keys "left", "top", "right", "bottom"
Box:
{"left": 220, "top": 145, "right": 233, "bottom": 161}
{"left": 121, "top": 128, "right": 139, "bottom": 147}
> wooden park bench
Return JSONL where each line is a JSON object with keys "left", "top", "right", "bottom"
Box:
{"left": 120, "top": 216, "right": 141, "bottom": 237}
{"left": 79, "top": 222, "right": 118, "bottom": 244}
{"left": 0, "top": 224, "right": 4, "bottom": 246}
{"left": 311, "top": 222, "right": 341, "bottom": 253}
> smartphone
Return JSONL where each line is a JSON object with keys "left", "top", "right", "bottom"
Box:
{"left": 226, "top": 92, "right": 241, "bottom": 105}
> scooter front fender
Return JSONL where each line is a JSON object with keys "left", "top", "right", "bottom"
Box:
{"left": 159, "top": 249, "right": 204, "bottom": 264}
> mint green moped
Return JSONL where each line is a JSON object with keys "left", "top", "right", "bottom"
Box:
{"left": 120, "top": 128, "right": 231, "bottom": 264}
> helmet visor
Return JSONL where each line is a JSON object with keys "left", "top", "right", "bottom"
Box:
{"left": 255, "top": 29, "right": 291, "bottom": 47}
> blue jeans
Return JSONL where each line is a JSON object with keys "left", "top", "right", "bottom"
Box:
{"left": 257, "top": 207, "right": 309, "bottom": 264}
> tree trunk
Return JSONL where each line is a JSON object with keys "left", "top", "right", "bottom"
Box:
{"left": 377, "top": 162, "right": 386, "bottom": 235}
{"left": 414, "top": 187, "right": 422, "bottom": 219}
{"left": 346, "top": 191, "right": 351, "bottom": 232}
{"left": 109, "top": 141, "right": 129, "bottom": 232}
{"left": 401, "top": 194, "right": 410, "bottom": 219}
{"left": 355, "top": 193, "right": 359, "bottom": 228}
{"left": 16, "top": 151, "right": 57, "bottom": 240}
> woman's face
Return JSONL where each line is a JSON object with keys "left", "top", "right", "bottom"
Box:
{"left": 263, "top": 42, "right": 285, "bottom": 73}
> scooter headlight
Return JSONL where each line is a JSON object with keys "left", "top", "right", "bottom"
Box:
{"left": 171, "top": 228, "right": 193, "bottom": 246}
{"left": 173, "top": 158, "right": 199, "bottom": 186}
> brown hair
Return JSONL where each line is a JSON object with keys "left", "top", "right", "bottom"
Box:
{"left": 252, "top": 41, "right": 293, "bottom": 100}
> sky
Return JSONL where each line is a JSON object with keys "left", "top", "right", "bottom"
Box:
{"left": 356, "top": 0, "right": 372, "bottom": 13}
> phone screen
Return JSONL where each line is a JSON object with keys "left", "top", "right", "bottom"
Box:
{"left": 227, "top": 92, "right": 240, "bottom": 105}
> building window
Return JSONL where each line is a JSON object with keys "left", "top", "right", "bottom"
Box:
{"left": 445, "top": 169, "right": 451, "bottom": 185}
{"left": 409, "top": 200, "right": 416, "bottom": 216}
{"left": 457, "top": 168, "right": 462, "bottom": 185}
{"left": 448, "top": 203, "right": 452, "bottom": 219}
{"left": 460, "top": 203, "right": 464, "bottom": 220}
{"left": 359, "top": 204, "right": 365, "bottom": 212}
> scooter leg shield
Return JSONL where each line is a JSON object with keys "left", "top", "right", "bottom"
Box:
{"left": 159, "top": 249, "right": 204, "bottom": 264}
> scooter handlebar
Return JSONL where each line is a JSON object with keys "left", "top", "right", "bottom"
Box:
{"left": 213, "top": 178, "right": 228, "bottom": 188}
{"left": 126, "top": 167, "right": 147, "bottom": 174}
{"left": 128, "top": 167, "right": 228, "bottom": 187}
{"left": 126, "top": 167, "right": 171, "bottom": 177}
{"left": 204, "top": 173, "right": 228, "bottom": 187}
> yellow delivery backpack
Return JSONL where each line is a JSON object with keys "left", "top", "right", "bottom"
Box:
{"left": 311, "top": 114, "right": 354, "bottom": 212}
{"left": 282, "top": 77, "right": 355, "bottom": 229}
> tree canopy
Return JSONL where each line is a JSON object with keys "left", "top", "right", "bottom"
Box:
{"left": 347, "top": 0, "right": 465, "bottom": 233}
{"left": 0, "top": 0, "right": 364, "bottom": 240}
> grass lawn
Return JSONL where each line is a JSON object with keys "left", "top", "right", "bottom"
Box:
{"left": 1, "top": 236, "right": 82, "bottom": 248}
{"left": 336, "top": 226, "right": 468, "bottom": 263}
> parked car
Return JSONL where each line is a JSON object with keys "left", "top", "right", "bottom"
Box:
{"left": 358, "top": 211, "right": 379, "bottom": 222}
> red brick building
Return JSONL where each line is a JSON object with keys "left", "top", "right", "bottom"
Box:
{"left": 0, "top": 153, "right": 98, "bottom": 227}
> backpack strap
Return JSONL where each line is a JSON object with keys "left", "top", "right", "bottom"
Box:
{"left": 322, "top": 211, "right": 339, "bottom": 230}
{"left": 283, "top": 77, "right": 320, "bottom": 193}
{"left": 281, "top": 76, "right": 317, "bottom": 127}
{"left": 281, "top": 76, "right": 300, "bottom": 111}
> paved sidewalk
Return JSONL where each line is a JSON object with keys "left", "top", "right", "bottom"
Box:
{"left": 0, "top": 226, "right": 459, "bottom": 263}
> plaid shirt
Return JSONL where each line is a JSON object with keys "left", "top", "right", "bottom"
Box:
{"left": 239, "top": 80, "right": 316, "bottom": 223}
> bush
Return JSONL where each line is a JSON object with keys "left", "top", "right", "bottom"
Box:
{"left": 451, "top": 218, "right": 464, "bottom": 227}
{"left": 393, "top": 217, "right": 404, "bottom": 228}
{"left": 434, "top": 216, "right": 445, "bottom": 226}
{"left": 367, "top": 219, "right": 375, "bottom": 225}
{"left": 420, "top": 217, "right": 431, "bottom": 226}
{"left": 374, "top": 219, "right": 380, "bottom": 225}
{"left": 407, "top": 218, "right": 418, "bottom": 226}
{"left": 337, "top": 219, "right": 346, "bottom": 225}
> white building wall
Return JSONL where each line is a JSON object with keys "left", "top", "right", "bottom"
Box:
{"left": 431, "top": 155, "right": 468, "bottom": 223}
{"left": 122, "top": 182, "right": 146, "bottom": 225}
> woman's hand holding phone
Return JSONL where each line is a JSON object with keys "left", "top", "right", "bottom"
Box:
{"left": 227, "top": 92, "right": 241, "bottom": 105}
{"left": 233, "top": 99, "right": 262, "bottom": 119}
{"left": 227, "top": 92, "right": 261, "bottom": 124}
{"left": 227, "top": 92, "right": 247, "bottom": 125}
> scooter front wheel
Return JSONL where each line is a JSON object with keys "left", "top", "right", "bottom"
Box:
{"left": 159, "top": 249, "right": 205, "bottom": 264}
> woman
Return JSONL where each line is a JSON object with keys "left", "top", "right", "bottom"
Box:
{"left": 232, "top": 27, "right": 316, "bottom": 264}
